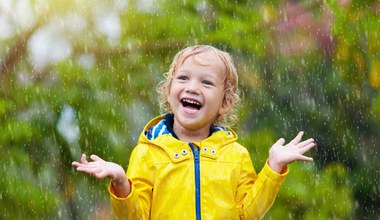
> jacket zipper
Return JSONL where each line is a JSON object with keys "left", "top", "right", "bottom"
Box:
{"left": 189, "top": 143, "right": 201, "bottom": 220}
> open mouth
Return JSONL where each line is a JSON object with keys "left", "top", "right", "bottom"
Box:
{"left": 181, "top": 98, "right": 202, "bottom": 110}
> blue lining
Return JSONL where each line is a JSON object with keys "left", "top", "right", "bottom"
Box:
{"left": 145, "top": 114, "right": 230, "bottom": 140}
{"left": 145, "top": 117, "right": 172, "bottom": 140}
{"left": 189, "top": 143, "right": 201, "bottom": 220}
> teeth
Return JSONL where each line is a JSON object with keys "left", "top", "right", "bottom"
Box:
{"left": 182, "top": 98, "right": 201, "bottom": 106}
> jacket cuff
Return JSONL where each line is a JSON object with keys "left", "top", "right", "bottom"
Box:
{"left": 109, "top": 178, "right": 133, "bottom": 201}
{"left": 262, "top": 159, "right": 289, "bottom": 182}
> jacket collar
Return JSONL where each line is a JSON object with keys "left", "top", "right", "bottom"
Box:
{"left": 145, "top": 114, "right": 233, "bottom": 140}
{"left": 138, "top": 115, "right": 238, "bottom": 162}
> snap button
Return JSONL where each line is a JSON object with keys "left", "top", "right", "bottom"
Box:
{"left": 202, "top": 148, "right": 208, "bottom": 153}
{"left": 174, "top": 153, "right": 180, "bottom": 159}
{"left": 181, "top": 149, "right": 188, "bottom": 155}
{"left": 211, "top": 149, "right": 216, "bottom": 155}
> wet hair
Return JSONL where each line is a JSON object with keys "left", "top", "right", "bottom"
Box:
{"left": 157, "top": 45, "right": 240, "bottom": 127}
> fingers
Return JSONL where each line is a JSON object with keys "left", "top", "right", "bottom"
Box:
{"left": 298, "top": 155, "right": 314, "bottom": 162}
{"left": 72, "top": 154, "right": 96, "bottom": 169}
{"left": 80, "top": 154, "right": 88, "bottom": 164}
{"left": 71, "top": 153, "right": 110, "bottom": 179}
{"left": 90, "top": 154, "right": 103, "bottom": 162}
{"left": 71, "top": 161, "right": 80, "bottom": 168}
{"left": 270, "top": 132, "right": 316, "bottom": 166}
{"left": 289, "top": 131, "right": 304, "bottom": 145}
{"left": 72, "top": 154, "right": 86, "bottom": 168}
{"left": 296, "top": 136, "right": 315, "bottom": 161}
{"left": 71, "top": 154, "right": 88, "bottom": 168}
{"left": 72, "top": 154, "right": 102, "bottom": 166}
{"left": 73, "top": 161, "right": 104, "bottom": 176}
{"left": 275, "top": 138, "right": 286, "bottom": 146}
{"left": 299, "top": 140, "right": 315, "bottom": 155}
{"left": 298, "top": 138, "right": 314, "bottom": 147}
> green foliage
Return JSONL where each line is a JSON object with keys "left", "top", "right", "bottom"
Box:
{"left": 270, "top": 163, "right": 354, "bottom": 220}
{"left": 1, "top": 0, "right": 379, "bottom": 218}
{"left": 0, "top": 149, "right": 58, "bottom": 219}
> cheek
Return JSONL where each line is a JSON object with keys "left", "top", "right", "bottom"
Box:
{"left": 167, "top": 85, "right": 180, "bottom": 104}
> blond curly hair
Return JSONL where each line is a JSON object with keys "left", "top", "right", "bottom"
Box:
{"left": 157, "top": 45, "right": 240, "bottom": 127}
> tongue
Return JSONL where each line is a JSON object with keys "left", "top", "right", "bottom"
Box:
{"left": 185, "top": 105, "right": 199, "bottom": 110}
{"left": 183, "top": 104, "right": 200, "bottom": 114}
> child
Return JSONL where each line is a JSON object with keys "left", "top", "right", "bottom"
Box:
{"left": 72, "top": 45, "right": 315, "bottom": 219}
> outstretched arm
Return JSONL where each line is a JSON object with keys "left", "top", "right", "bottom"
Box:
{"left": 72, "top": 154, "right": 130, "bottom": 197}
{"left": 268, "top": 131, "right": 315, "bottom": 173}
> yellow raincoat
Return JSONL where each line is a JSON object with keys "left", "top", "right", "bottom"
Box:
{"left": 109, "top": 115, "right": 288, "bottom": 219}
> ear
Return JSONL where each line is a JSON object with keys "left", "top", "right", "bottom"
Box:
{"left": 219, "top": 94, "right": 232, "bottom": 116}
{"left": 165, "top": 81, "right": 172, "bottom": 97}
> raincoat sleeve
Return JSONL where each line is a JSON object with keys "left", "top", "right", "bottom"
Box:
{"left": 236, "top": 151, "right": 288, "bottom": 220}
{"left": 109, "top": 144, "right": 154, "bottom": 220}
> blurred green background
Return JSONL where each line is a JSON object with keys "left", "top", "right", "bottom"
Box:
{"left": 1, "top": 0, "right": 379, "bottom": 219}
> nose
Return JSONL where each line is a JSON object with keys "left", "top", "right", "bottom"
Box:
{"left": 185, "top": 79, "right": 201, "bottom": 94}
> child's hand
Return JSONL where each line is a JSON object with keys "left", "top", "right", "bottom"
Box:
{"left": 72, "top": 154, "right": 130, "bottom": 197}
{"left": 268, "top": 131, "right": 315, "bottom": 173}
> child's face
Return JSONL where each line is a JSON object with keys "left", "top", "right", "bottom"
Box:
{"left": 167, "top": 52, "right": 229, "bottom": 132}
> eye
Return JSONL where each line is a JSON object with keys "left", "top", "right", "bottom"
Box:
{"left": 176, "top": 75, "right": 189, "bottom": 81}
{"left": 202, "top": 80, "right": 214, "bottom": 86}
